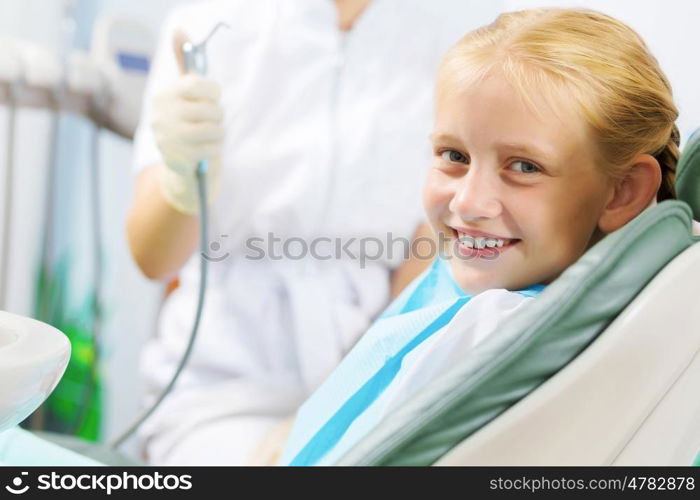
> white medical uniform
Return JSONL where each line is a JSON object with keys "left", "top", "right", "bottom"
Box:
{"left": 131, "top": 0, "right": 455, "bottom": 464}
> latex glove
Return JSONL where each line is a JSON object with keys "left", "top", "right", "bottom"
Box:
{"left": 151, "top": 72, "right": 224, "bottom": 215}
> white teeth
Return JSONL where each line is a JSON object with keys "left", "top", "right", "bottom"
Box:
{"left": 457, "top": 232, "right": 512, "bottom": 249}
{"left": 461, "top": 236, "right": 475, "bottom": 247}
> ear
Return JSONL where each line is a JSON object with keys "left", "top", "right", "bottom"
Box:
{"left": 597, "top": 154, "right": 662, "bottom": 233}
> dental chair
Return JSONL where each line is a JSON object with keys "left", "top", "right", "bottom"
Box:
{"left": 335, "top": 131, "right": 700, "bottom": 466}
{"left": 0, "top": 311, "right": 99, "bottom": 465}
{"left": 0, "top": 311, "right": 69, "bottom": 433}
{"left": 0, "top": 309, "right": 135, "bottom": 465}
{"left": 2, "top": 134, "right": 700, "bottom": 467}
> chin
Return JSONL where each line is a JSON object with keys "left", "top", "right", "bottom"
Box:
{"left": 450, "top": 266, "right": 505, "bottom": 295}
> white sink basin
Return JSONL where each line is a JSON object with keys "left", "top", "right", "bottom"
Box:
{"left": 0, "top": 310, "right": 70, "bottom": 433}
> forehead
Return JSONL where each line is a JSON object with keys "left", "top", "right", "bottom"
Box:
{"left": 434, "top": 70, "right": 592, "bottom": 161}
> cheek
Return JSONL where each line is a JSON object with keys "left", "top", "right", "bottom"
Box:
{"left": 526, "top": 186, "right": 604, "bottom": 262}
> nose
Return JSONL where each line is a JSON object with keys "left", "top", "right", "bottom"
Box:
{"left": 448, "top": 164, "right": 503, "bottom": 220}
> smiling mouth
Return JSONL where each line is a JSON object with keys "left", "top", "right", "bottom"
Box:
{"left": 451, "top": 228, "right": 521, "bottom": 248}
{"left": 450, "top": 228, "right": 521, "bottom": 257}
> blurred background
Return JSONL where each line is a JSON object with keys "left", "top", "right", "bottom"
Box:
{"left": 0, "top": 0, "right": 697, "bottom": 458}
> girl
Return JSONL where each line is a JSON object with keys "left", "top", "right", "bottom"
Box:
{"left": 276, "top": 7, "right": 695, "bottom": 466}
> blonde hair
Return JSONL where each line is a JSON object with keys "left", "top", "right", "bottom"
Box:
{"left": 437, "top": 8, "right": 679, "bottom": 201}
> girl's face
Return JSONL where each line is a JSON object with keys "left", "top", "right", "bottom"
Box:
{"left": 424, "top": 74, "right": 615, "bottom": 294}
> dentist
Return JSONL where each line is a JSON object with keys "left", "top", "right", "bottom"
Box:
{"left": 126, "top": 0, "right": 452, "bottom": 465}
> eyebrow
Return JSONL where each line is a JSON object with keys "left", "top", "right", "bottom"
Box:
{"left": 493, "top": 141, "right": 554, "bottom": 161}
{"left": 429, "top": 133, "right": 554, "bottom": 161}
{"left": 428, "top": 132, "right": 460, "bottom": 144}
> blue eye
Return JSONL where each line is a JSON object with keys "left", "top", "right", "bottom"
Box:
{"left": 441, "top": 150, "right": 468, "bottom": 163}
{"left": 510, "top": 160, "right": 540, "bottom": 173}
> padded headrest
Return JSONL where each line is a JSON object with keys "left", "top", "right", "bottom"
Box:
{"left": 676, "top": 128, "right": 700, "bottom": 220}
{"left": 338, "top": 200, "right": 695, "bottom": 465}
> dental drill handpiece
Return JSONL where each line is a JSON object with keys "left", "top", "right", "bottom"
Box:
{"left": 181, "top": 38, "right": 209, "bottom": 178}
{"left": 180, "top": 22, "right": 230, "bottom": 175}
{"left": 180, "top": 23, "right": 230, "bottom": 213}
{"left": 111, "top": 23, "right": 230, "bottom": 449}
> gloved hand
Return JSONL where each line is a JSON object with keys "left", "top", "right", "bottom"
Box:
{"left": 151, "top": 73, "right": 224, "bottom": 215}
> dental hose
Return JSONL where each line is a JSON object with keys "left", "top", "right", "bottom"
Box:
{"left": 111, "top": 23, "right": 226, "bottom": 450}
{"left": 110, "top": 164, "right": 209, "bottom": 449}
